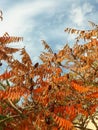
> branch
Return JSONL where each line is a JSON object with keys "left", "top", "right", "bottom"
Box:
{"left": 8, "top": 99, "right": 22, "bottom": 114}
{"left": 87, "top": 109, "right": 98, "bottom": 129}
{"left": 90, "top": 115, "right": 98, "bottom": 129}
{"left": 0, "top": 114, "right": 20, "bottom": 124}
{"left": 0, "top": 82, "right": 6, "bottom": 90}
{"left": 74, "top": 125, "right": 93, "bottom": 130}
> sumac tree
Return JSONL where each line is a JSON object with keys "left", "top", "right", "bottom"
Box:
{"left": 0, "top": 11, "right": 98, "bottom": 130}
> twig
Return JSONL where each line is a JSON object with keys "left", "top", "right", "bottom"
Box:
{"left": 0, "top": 115, "right": 20, "bottom": 124}
{"left": 0, "top": 82, "right": 6, "bottom": 90}
{"left": 8, "top": 99, "right": 22, "bottom": 114}
{"left": 74, "top": 125, "right": 93, "bottom": 130}
{"left": 90, "top": 115, "right": 98, "bottom": 129}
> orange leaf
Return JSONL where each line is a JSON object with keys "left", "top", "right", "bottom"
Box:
{"left": 52, "top": 113, "right": 73, "bottom": 130}
{"left": 86, "top": 92, "right": 98, "bottom": 99}
{"left": 0, "top": 71, "right": 13, "bottom": 80}
{"left": 51, "top": 126, "right": 58, "bottom": 130}
{"left": 71, "top": 81, "right": 89, "bottom": 93}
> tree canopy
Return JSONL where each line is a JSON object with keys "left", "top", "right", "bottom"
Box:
{"left": 0, "top": 11, "right": 98, "bottom": 130}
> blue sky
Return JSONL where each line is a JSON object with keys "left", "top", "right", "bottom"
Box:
{"left": 0, "top": 0, "right": 98, "bottom": 63}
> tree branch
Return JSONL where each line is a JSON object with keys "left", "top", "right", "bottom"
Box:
{"left": 8, "top": 99, "right": 22, "bottom": 114}
{"left": 0, "top": 114, "right": 20, "bottom": 124}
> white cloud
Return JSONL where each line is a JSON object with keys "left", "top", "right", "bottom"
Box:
{"left": 82, "top": 2, "right": 93, "bottom": 14}
{"left": 69, "top": 2, "right": 94, "bottom": 26}
{"left": 96, "top": 0, "right": 98, "bottom": 3}
{"left": 69, "top": 7, "right": 84, "bottom": 26}
{"left": 0, "top": 0, "right": 56, "bottom": 36}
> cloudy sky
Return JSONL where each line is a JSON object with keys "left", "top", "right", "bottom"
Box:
{"left": 0, "top": 0, "right": 98, "bottom": 63}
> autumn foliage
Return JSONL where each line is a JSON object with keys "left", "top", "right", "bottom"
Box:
{"left": 0, "top": 11, "right": 98, "bottom": 130}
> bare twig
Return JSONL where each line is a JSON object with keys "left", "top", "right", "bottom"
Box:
{"left": 8, "top": 99, "right": 22, "bottom": 114}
